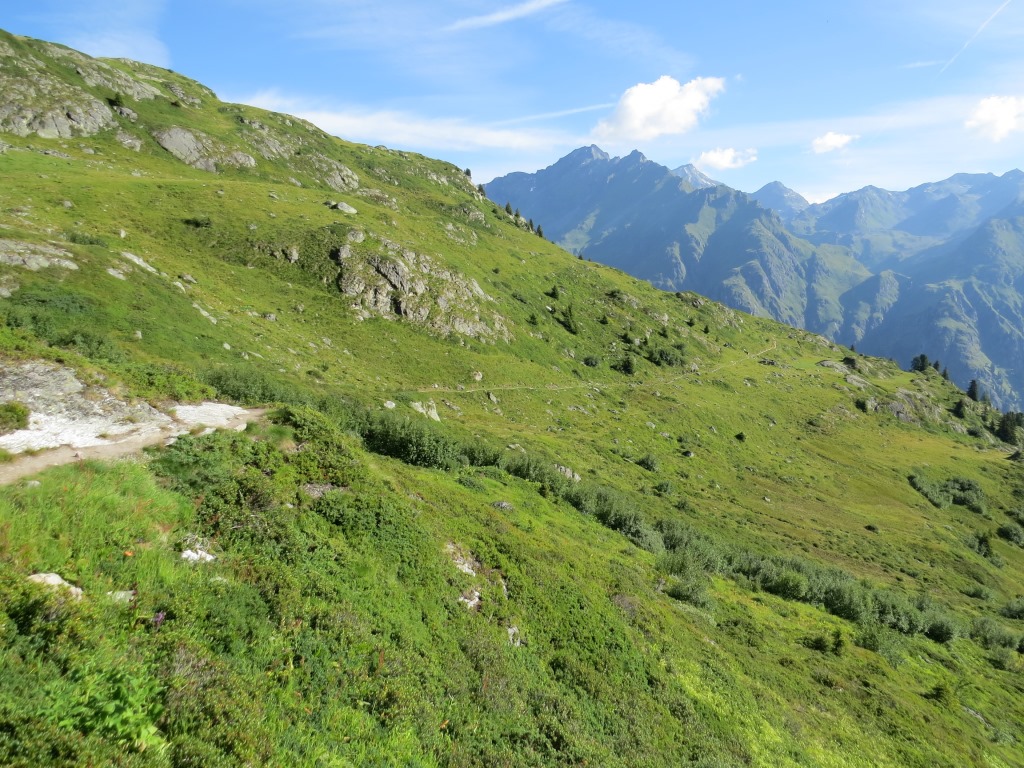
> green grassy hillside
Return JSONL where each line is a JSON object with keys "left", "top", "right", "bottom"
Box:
{"left": 1, "top": 30, "right": 1024, "bottom": 767}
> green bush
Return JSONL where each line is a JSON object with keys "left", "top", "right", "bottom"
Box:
{"left": 1001, "top": 598, "right": 1024, "bottom": 620}
{"left": 64, "top": 230, "right": 108, "bottom": 246}
{"left": 205, "top": 366, "right": 310, "bottom": 405}
{"left": 970, "top": 617, "right": 1020, "bottom": 649}
{"left": 637, "top": 453, "right": 659, "bottom": 472}
{"left": 996, "top": 522, "right": 1024, "bottom": 547}
{"left": 963, "top": 583, "right": 994, "bottom": 601}
{"left": 922, "top": 613, "right": 961, "bottom": 644}
{"left": 0, "top": 401, "right": 29, "bottom": 434}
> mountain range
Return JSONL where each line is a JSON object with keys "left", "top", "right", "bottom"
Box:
{"left": 487, "top": 148, "right": 1024, "bottom": 409}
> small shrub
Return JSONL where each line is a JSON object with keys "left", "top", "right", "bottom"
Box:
{"left": 637, "top": 453, "right": 659, "bottom": 472}
{"left": 457, "top": 475, "right": 486, "bottom": 492}
{"left": 582, "top": 355, "right": 600, "bottom": 368}
{"left": 1000, "top": 597, "right": 1024, "bottom": 620}
{"left": 989, "top": 646, "right": 1018, "bottom": 671}
{"left": 612, "top": 355, "right": 636, "bottom": 375}
{"left": 665, "top": 571, "right": 713, "bottom": 610}
{"left": 803, "top": 633, "right": 831, "bottom": 653}
{"left": 963, "top": 583, "right": 994, "bottom": 601}
{"left": 0, "top": 401, "right": 29, "bottom": 434}
{"left": 971, "top": 617, "right": 1019, "bottom": 649}
{"left": 63, "top": 230, "right": 108, "bottom": 246}
{"left": 924, "top": 682, "right": 955, "bottom": 706}
{"left": 183, "top": 216, "right": 213, "bottom": 228}
{"left": 996, "top": 522, "right": 1024, "bottom": 547}
{"left": 923, "top": 613, "right": 961, "bottom": 644}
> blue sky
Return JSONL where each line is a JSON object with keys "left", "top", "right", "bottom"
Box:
{"left": 5, "top": 1, "right": 1024, "bottom": 201}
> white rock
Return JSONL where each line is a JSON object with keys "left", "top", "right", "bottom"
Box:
{"left": 27, "top": 572, "right": 83, "bottom": 600}
{"left": 181, "top": 548, "right": 216, "bottom": 563}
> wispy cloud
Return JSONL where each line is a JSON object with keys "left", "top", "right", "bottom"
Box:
{"left": 244, "top": 90, "right": 573, "bottom": 152}
{"left": 940, "top": 0, "right": 1013, "bottom": 72}
{"left": 544, "top": 5, "right": 693, "bottom": 73}
{"left": 966, "top": 95, "right": 1024, "bottom": 140}
{"left": 446, "top": 0, "right": 568, "bottom": 32}
{"left": 696, "top": 147, "right": 757, "bottom": 171}
{"left": 812, "top": 131, "right": 858, "bottom": 154}
{"left": 490, "top": 102, "right": 616, "bottom": 127}
{"left": 593, "top": 75, "right": 725, "bottom": 143}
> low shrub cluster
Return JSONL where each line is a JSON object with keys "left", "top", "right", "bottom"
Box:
{"left": 909, "top": 473, "right": 987, "bottom": 514}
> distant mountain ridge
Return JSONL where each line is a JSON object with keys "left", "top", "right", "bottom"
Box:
{"left": 487, "top": 147, "right": 1024, "bottom": 408}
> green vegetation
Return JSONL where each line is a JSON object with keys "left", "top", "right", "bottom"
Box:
{"left": 0, "top": 402, "right": 28, "bottom": 435}
{"left": 0, "top": 29, "right": 1023, "bottom": 767}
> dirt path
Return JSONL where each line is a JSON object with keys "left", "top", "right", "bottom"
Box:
{"left": 0, "top": 407, "right": 266, "bottom": 486}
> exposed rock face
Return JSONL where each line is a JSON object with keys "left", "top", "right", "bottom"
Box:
{"left": 311, "top": 153, "right": 359, "bottom": 192}
{"left": 151, "top": 126, "right": 257, "bottom": 172}
{"left": 0, "top": 239, "right": 77, "bottom": 270}
{"left": 153, "top": 126, "right": 215, "bottom": 170}
{"left": 335, "top": 236, "right": 510, "bottom": 342}
{"left": 0, "top": 361, "right": 171, "bottom": 452}
{"left": 0, "top": 37, "right": 120, "bottom": 138}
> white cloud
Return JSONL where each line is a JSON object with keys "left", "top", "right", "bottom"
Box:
{"left": 446, "top": 0, "right": 568, "bottom": 31}
{"left": 243, "top": 91, "right": 570, "bottom": 152}
{"left": 812, "top": 131, "right": 858, "bottom": 153}
{"left": 593, "top": 76, "right": 725, "bottom": 143}
{"left": 695, "top": 147, "right": 757, "bottom": 170}
{"left": 966, "top": 95, "right": 1024, "bottom": 141}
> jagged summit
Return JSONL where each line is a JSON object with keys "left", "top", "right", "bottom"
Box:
{"left": 670, "top": 163, "right": 719, "bottom": 190}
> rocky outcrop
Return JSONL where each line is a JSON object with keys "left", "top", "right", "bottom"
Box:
{"left": 311, "top": 153, "right": 359, "bottom": 192}
{"left": 335, "top": 236, "right": 510, "bottom": 342}
{"left": 0, "top": 239, "right": 77, "bottom": 270}
{"left": 151, "top": 126, "right": 256, "bottom": 172}
{"left": 0, "top": 37, "right": 119, "bottom": 138}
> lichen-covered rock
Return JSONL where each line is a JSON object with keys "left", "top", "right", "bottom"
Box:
{"left": 152, "top": 127, "right": 258, "bottom": 172}
{"left": 0, "top": 39, "right": 119, "bottom": 138}
{"left": 0, "top": 239, "right": 77, "bottom": 271}
{"left": 335, "top": 236, "right": 510, "bottom": 342}
{"left": 310, "top": 153, "right": 359, "bottom": 191}
{"left": 153, "top": 126, "right": 216, "bottom": 171}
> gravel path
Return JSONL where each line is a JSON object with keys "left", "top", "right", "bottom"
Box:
{"left": 0, "top": 360, "right": 265, "bottom": 485}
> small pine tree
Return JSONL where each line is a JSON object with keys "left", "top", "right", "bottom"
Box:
{"left": 505, "top": 201, "right": 513, "bottom": 215}
{"left": 910, "top": 353, "right": 930, "bottom": 372}
{"left": 514, "top": 208, "right": 521, "bottom": 219}
{"left": 477, "top": 183, "right": 485, "bottom": 194}
{"left": 536, "top": 225, "right": 544, "bottom": 239}
{"left": 463, "top": 168, "right": 472, "bottom": 178}
{"left": 528, "top": 218, "right": 534, "bottom": 232}
{"left": 942, "top": 367, "right": 950, "bottom": 381}
{"left": 967, "top": 379, "right": 980, "bottom": 401}
{"left": 932, "top": 359, "right": 941, "bottom": 371}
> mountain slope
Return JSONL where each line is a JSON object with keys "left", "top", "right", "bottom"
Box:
{"left": 486, "top": 149, "right": 871, "bottom": 337}
{"left": 1, "top": 30, "right": 1024, "bottom": 768}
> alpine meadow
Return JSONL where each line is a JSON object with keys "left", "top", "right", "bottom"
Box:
{"left": 1, "top": 28, "right": 1024, "bottom": 768}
